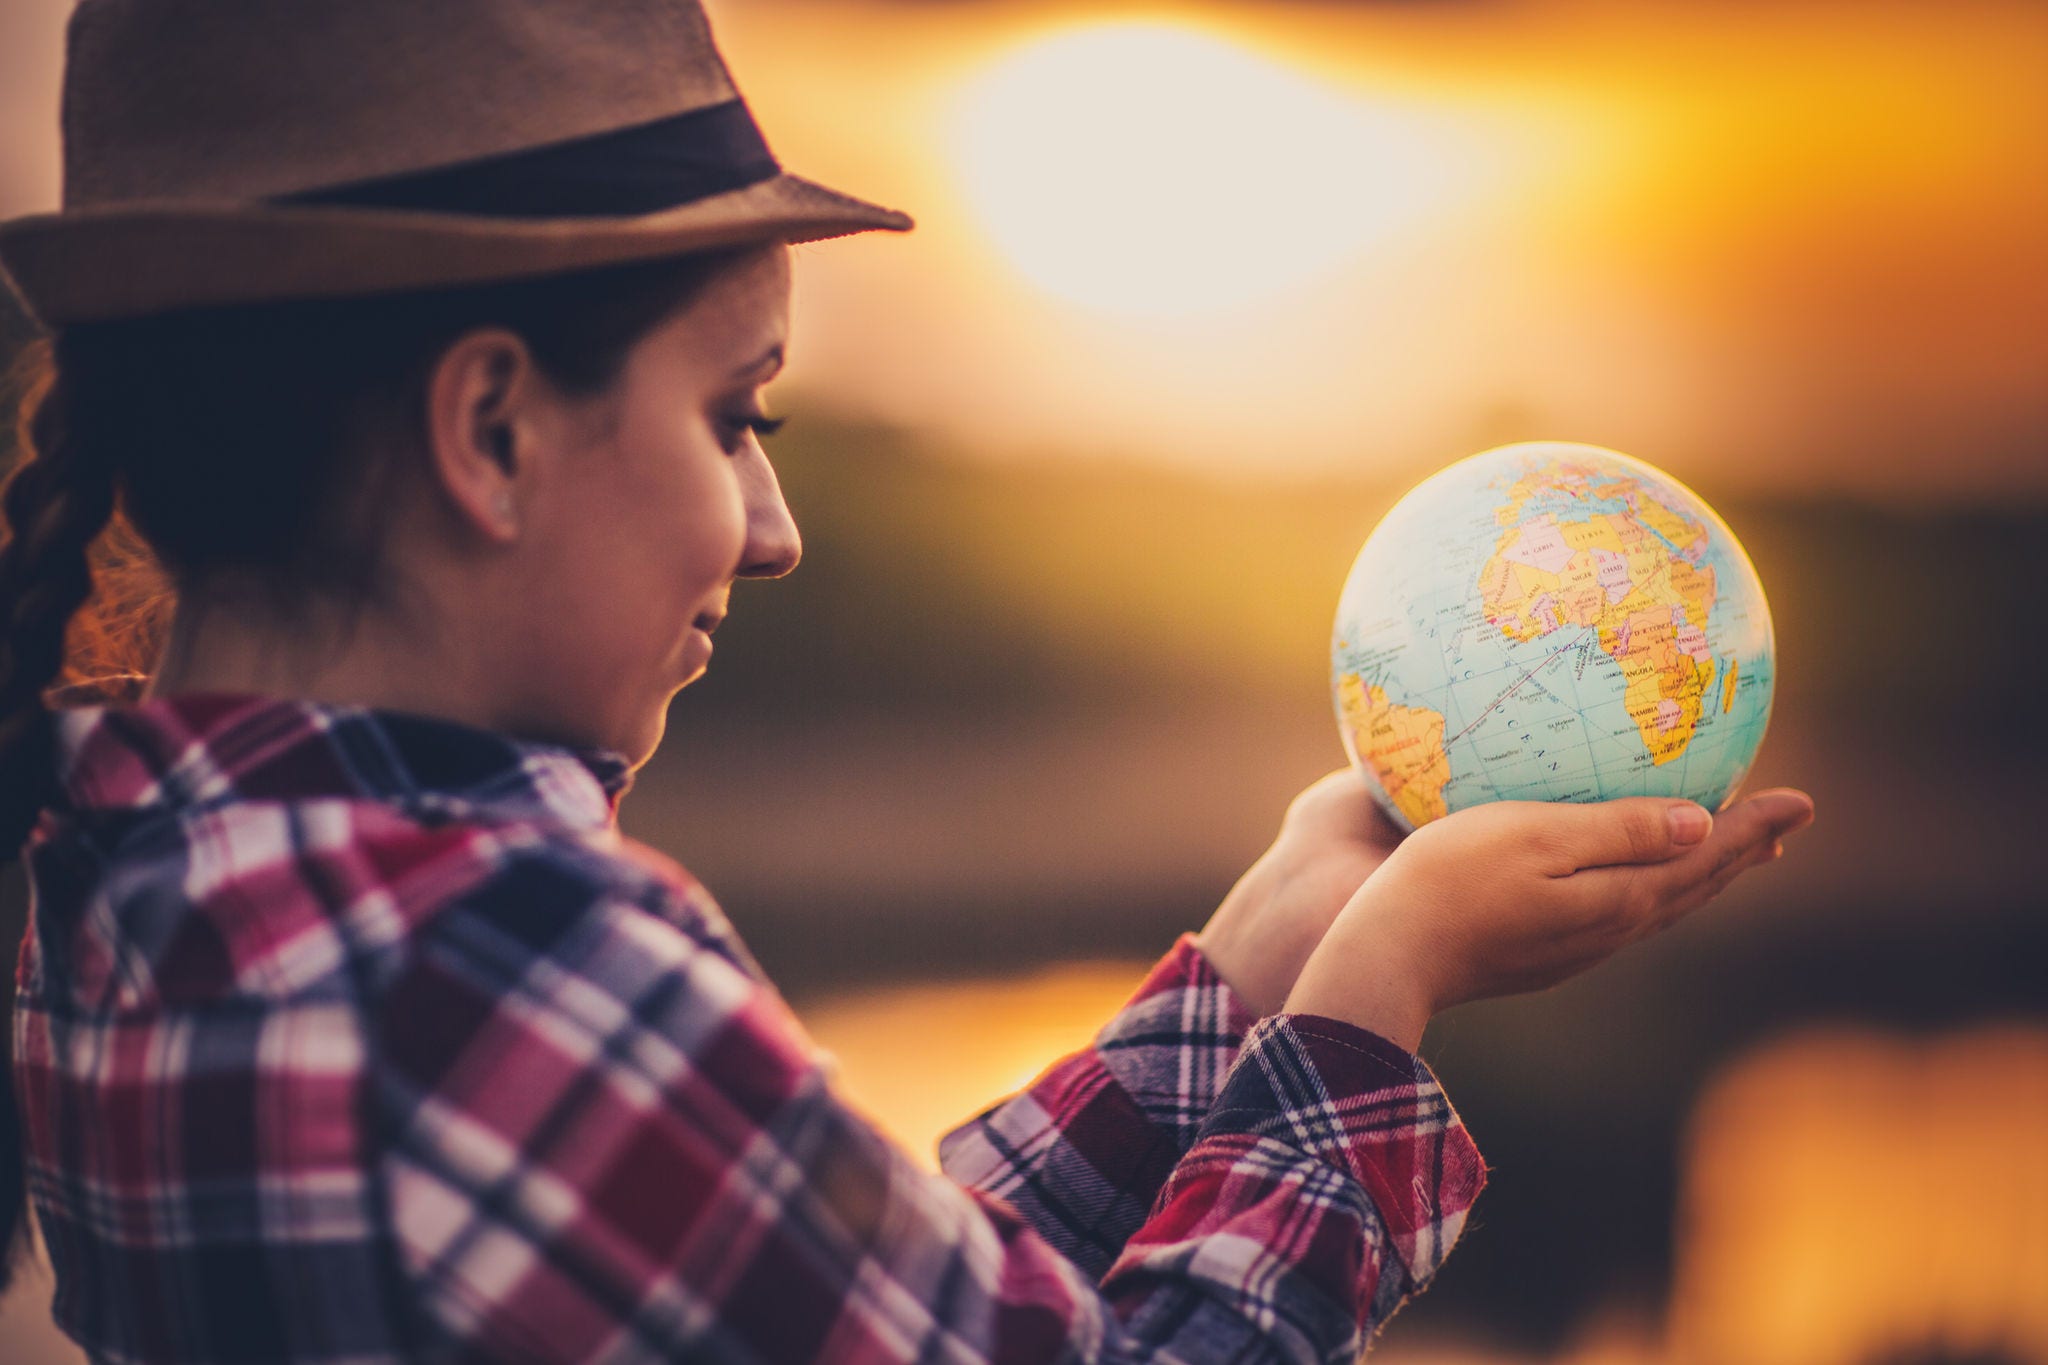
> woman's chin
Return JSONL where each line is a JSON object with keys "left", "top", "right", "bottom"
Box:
{"left": 675, "top": 638, "right": 712, "bottom": 692}
{"left": 625, "top": 711, "right": 669, "bottom": 769}
{"left": 624, "top": 643, "right": 710, "bottom": 760}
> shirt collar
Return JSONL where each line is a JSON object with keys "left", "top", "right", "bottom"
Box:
{"left": 48, "top": 689, "right": 634, "bottom": 834}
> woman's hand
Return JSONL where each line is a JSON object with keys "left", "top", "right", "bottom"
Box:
{"left": 1193, "top": 769, "right": 1408, "bottom": 1017}
{"left": 1283, "top": 789, "right": 1817, "bottom": 1051}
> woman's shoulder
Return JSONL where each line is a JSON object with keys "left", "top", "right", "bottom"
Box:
{"left": 317, "top": 801, "right": 773, "bottom": 1022}
{"left": 393, "top": 819, "right": 764, "bottom": 993}
{"left": 27, "top": 770, "right": 757, "bottom": 1021}
{"left": 31, "top": 688, "right": 766, "bottom": 1008}
{"left": 367, "top": 822, "right": 813, "bottom": 1161}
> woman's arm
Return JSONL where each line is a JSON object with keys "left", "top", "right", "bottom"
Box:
{"left": 937, "top": 933, "right": 1261, "bottom": 1278}
{"left": 941, "top": 772, "right": 1407, "bottom": 1276}
{"left": 373, "top": 859, "right": 1481, "bottom": 1364}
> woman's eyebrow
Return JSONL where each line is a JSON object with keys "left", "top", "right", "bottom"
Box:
{"left": 731, "top": 342, "right": 785, "bottom": 380}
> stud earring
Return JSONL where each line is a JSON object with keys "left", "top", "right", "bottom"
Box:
{"left": 493, "top": 491, "right": 516, "bottom": 525}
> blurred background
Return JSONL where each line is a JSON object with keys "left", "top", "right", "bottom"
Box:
{"left": 3, "top": 1, "right": 2045, "bottom": 1361}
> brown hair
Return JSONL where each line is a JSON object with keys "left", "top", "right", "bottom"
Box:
{"left": 0, "top": 246, "right": 750, "bottom": 1289}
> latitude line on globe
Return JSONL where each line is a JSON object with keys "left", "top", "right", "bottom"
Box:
{"left": 1446, "top": 628, "right": 1597, "bottom": 750}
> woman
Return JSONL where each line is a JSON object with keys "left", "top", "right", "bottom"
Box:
{"left": 0, "top": 2, "right": 1815, "bottom": 1361}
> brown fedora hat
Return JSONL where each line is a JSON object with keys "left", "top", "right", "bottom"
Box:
{"left": 0, "top": 0, "right": 914, "bottom": 327}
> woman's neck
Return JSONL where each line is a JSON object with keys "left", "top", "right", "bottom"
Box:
{"left": 146, "top": 588, "right": 505, "bottom": 733}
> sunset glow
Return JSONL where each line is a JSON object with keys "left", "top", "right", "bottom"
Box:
{"left": 692, "top": 0, "right": 2047, "bottom": 495}
{"left": 946, "top": 21, "right": 1478, "bottom": 318}
{"left": 1671, "top": 1027, "right": 2048, "bottom": 1365}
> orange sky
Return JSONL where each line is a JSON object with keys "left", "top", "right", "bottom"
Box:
{"left": 2, "top": 0, "right": 2042, "bottom": 500}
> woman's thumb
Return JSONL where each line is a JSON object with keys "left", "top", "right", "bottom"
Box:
{"left": 1547, "top": 797, "right": 1713, "bottom": 871}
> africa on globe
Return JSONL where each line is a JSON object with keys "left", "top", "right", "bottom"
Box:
{"left": 1332, "top": 442, "right": 1775, "bottom": 832}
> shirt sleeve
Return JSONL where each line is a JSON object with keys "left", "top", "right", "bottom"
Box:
{"left": 373, "top": 868, "right": 1487, "bottom": 1364}
{"left": 936, "top": 933, "right": 1262, "bottom": 1277}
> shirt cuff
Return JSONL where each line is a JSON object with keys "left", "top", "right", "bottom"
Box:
{"left": 1137, "top": 932, "right": 1263, "bottom": 1033}
{"left": 1197, "top": 1013, "right": 1487, "bottom": 1305}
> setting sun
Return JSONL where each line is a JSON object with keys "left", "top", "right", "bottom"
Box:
{"left": 944, "top": 20, "right": 1476, "bottom": 318}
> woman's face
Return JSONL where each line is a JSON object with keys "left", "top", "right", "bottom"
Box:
{"left": 506, "top": 244, "right": 798, "bottom": 766}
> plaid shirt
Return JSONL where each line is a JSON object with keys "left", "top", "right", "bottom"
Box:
{"left": 13, "top": 692, "right": 1486, "bottom": 1364}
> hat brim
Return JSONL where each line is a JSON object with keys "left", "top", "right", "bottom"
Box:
{"left": 0, "top": 172, "right": 913, "bottom": 326}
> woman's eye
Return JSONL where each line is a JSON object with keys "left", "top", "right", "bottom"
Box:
{"left": 721, "top": 411, "right": 786, "bottom": 453}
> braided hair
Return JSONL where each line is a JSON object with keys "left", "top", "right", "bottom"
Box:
{"left": 0, "top": 344, "right": 121, "bottom": 1290}
{"left": 0, "top": 345, "right": 118, "bottom": 844}
{"left": 0, "top": 246, "right": 748, "bottom": 1290}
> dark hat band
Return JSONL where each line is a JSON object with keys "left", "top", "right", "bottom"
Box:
{"left": 274, "top": 100, "right": 781, "bottom": 219}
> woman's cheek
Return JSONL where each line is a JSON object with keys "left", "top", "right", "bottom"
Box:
{"left": 688, "top": 475, "right": 751, "bottom": 584}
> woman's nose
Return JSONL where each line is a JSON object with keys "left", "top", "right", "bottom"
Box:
{"left": 736, "top": 456, "right": 802, "bottom": 579}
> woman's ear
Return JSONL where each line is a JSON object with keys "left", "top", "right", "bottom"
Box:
{"left": 423, "top": 327, "right": 538, "bottom": 543}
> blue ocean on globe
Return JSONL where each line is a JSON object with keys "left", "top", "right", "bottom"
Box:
{"left": 1332, "top": 441, "right": 1775, "bottom": 832}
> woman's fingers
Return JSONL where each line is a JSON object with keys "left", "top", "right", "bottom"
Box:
{"left": 1569, "top": 787, "right": 1814, "bottom": 930}
{"left": 1281, "top": 769, "right": 1408, "bottom": 853}
{"left": 1294, "top": 784, "right": 1815, "bottom": 1027}
{"left": 1514, "top": 795, "right": 1720, "bottom": 874}
{"left": 1738, "top": 787, "right": 1818, "bottom": 830}
{"left": 1676, "top": 790, "right": 1814, "bottom": 886}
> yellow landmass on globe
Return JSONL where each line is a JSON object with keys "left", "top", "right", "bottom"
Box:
{"left": 1722, "top": 657, "right": 1740, "bottom": 714}
{"left": 1339, "top": 673, "right": 1451, "bottom": 827}
{"left": 1605, "top": 612, "right": 1717, "bottom": 765}
{"left": 1479, "top": 461, "right": 1720, "bottom": 766}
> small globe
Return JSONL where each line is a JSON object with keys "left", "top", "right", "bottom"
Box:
{"left": 1332, "top": 441, "right": 1775, "bottom": 832}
